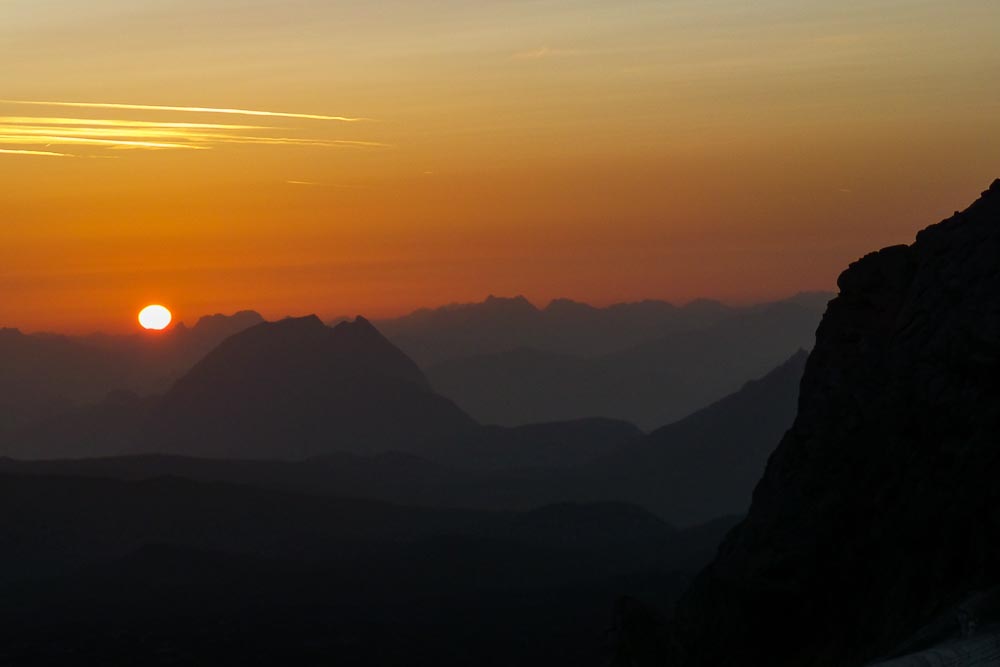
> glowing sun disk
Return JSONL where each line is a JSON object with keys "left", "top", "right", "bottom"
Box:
{"left": 139, "top": 304, "right": 172, "bottom": 330}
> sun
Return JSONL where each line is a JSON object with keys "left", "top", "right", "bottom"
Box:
{"left": 138, "top": 304, "right": 172, "bottom": 330}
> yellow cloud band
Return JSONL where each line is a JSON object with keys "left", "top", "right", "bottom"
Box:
{"left": 0, "top": 100, "right": 369, "bottom": 122}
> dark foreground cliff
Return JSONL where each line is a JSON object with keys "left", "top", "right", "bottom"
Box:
{"left": 647, "top": 180, "right": 1000, "bottom": 666}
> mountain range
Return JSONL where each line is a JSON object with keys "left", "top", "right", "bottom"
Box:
{"left": 0, "top": 346, "right": 805, "bottom": 526}
{"left": 2, "top": 315, "right": 643, "bottom": 466}
{"left": 424, "top": 298, "right": 822, "bottom": 428}
{"left": 2, "top": 293, "right": 825, "bottom": 437}
{"left": 370, "top": 294, "right": 738, "bottom": 365}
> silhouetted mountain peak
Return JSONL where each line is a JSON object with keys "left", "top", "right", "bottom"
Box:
{"left": 186, "top": 315, "right": 425, "bottom": 385}
{"left": 331, "top": 315, "right": 398, "bottom": 341}
{"left": 911, "top": 178, "right": 1000, "bottom": 248}
{"left": 138, "top": 310, "right": 274, "bottom": 376}
{"left": 324, "top": 316, "right": 428, "bottom": 384}
{"left": 217, "top": 315, "right": 327, "bottom": 352}
{"left": 148, "top": 313, "right": 475, "bottom": 458}
{"left": 189, "top": 310, "right": 264, "bottom": 336}
{"left": 282, "top": 314, "right": 324, "bottom": 328}
{"left": 664, "top": 179, "right": 1000, "bottom": 665}
{"left": 334, "top": 315, "right": 378, "bottom": 335}
{"left": 483, "top": 294, "right": 539, "bottom": 313}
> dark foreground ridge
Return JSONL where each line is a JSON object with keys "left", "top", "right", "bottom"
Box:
{"left": 649, "top": 180, "right": 1000, "bottom": 666}
{"left": 0, "top": 472, "right": 733, "bottom": 667}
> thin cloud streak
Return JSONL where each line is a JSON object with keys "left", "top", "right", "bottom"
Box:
{"left": 0, "top": 100, "right": 370, "bottom": 122}
{"left": 207, "top": 135, "right": 390, "bottom": 148}
{"left": 0, "top": 116, "right": 270, "bottom": 130}
{"left": 0, "top": 135, "right": 206, "bottom": 150}
{"left": 0, "top": 125, "right": 236, "bottom": 140}
{"left": 0, "top": 147, "right": 75, "bottom": 157}
{"left": 0, "top": 103, "right": 385, "bottom": 157}
{"left": 0, "top": 125, "right": 390, "bottom": 150}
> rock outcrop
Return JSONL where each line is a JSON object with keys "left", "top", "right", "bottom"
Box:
{"left": 660, "top": 180, "right": 1000, "bottom": 666}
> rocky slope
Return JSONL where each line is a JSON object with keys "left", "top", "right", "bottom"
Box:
{"left": 652, "top": 179, "right": 1000, "bottom": 666}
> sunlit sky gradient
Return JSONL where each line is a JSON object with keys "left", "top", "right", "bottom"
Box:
{"left": 2, "top": 0, "right": 999, "bottom": 332}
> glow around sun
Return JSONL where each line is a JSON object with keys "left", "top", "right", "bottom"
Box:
{"left": 138, "top": 304, "right": 172, "bottom": 330}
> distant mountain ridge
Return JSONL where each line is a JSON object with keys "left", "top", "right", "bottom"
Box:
{"left": 0, "top": 293, "right": 828, "bottom": 434}
{"left": 372, "top": 292, "right": 829, "bottom": 366}
{"left": 425, "top": 297, "right": 824, "bottom": 429}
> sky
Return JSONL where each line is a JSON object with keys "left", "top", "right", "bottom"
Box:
{"left": 2, "top": 0, "right": 998, "bottom": 332}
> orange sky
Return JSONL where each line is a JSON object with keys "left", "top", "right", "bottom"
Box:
{"left": 2, "top": 0, "right": 999, "bottom": 332}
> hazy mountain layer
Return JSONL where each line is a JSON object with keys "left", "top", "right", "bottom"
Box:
{"left": 0, "top": 350, "right": 805, "bottom": 525}
{"left": 0, "top": 311, "right": 263, "bottom": 432}
{"left": 372, "top": 294, "right": 738, "bottom": 365}
{"left": 2, "top": 315, "right": 650, "bottom": 465}
{"left": 425, "top": 298, "right": 824, "bottom": 429}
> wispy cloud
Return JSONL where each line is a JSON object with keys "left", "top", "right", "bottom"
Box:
{"left": 0, "top": 133, "right": 207, "bottom": 151}
{"left": 210, "top": 136, "right": 389, "bottom": 148}
{"left": 0, "top": 101, "right": 387, "bottom": 158}
{"left": 0, "top": 116, "right": 270, "bottom": 130}
{"left": 0, "top": 100, "right": 370, "bottom": 122}
{"left": 0, "top": 147, "right": 75, "bottom": 157}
